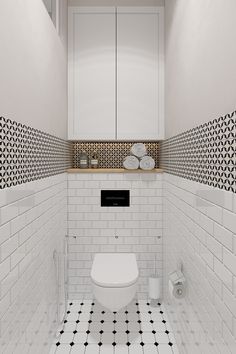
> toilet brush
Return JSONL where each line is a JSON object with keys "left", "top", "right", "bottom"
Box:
{"left": 148, "top": 254, "right": 161, "bottom": 306}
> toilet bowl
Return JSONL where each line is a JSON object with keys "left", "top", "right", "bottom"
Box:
{"left": 91, "top": 253, "right": 139, "bottom": 312}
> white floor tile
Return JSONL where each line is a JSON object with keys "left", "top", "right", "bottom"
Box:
{"left": 128, "top": 344, "right": 144, "bottom": 354}
{"left": 128, "top": 322, "right": 140, "bottom": 332}
{"left": 115, "top": 313, "right": 127, "bottom": 322}
{"left": 87, "top": 334, "right": 101, "bottom": 344}
{"left": 140, "top": 322, "right": 153, "bottom": 332}
{"left": 127, "top": 313, "right": 140, "bottom": 322}
{"left": 84, "top": 344, "right": 99, "bottom": 354}
{"left": 128, "top": 333, "right": 142, "bottom": 345}
{"left": 115, "top": 322, "right": 127, "bottom": 332}
{"left": 64, "top": 322, "right": 78, "bottom": 332}
{"left": 77, "top": 322, "right": 89, "bottom": 332}
{"left": 70, "top": 344, "right": 85, "bottom": 354}
{"left": 55, "top": 344, "right": 72, "bottom": 353}
{"left": 67, "top": 313, "right": 79, "bottom": 322}
{"left": 157, "top": 344, "right": 173, "bottom": 354}
{"left": 142, "top": 332, "right": 156, "bottom": 343}
{"left": 103, "top": 322, "right": 115, "bottom": 332}
{"left": 151, "top": 313, "right": 163, "bottom": 322}
{"left": 101, "top": 332, "right": 114, "bottom": 345}
{"left": 60, "top": 332, "right": 74, "bottom": 344}
{"left": 89, "top": 322, "right": 103, "bottom": 332}
{"left": 155, "top": 332, "right": 170, "bottom": 344}
{"left": 114, "top": 345, "right": 129, "bottom": 354}
{"left": 114, "top": 332, "right": 127, "bottom": 344}
{"left": 172, "top": 344, "right": 180, "bottom": 354}
{"left": 79, "top": 313, "right": 91, "bottom": 322}
{"left": 140, "top": 313, "right": 151, "bottom": 322}
{"left": 143, "top": 344, "right": 158, "bottom": 354}
{"left": 73, "top": 333, "right": 88, "bottom": 344}
{"left": 100, "top": 345, "right": 115, "bottom": 354}
{"left": 152, "top": 323, "right": 166, "bottom": 332}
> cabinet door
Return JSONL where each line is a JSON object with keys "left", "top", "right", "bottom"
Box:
{"left": 117, "top": 7, "right": 164, "bottom": 140}
{"left": 68, "top": 8, "right": 116, "bottom": 140}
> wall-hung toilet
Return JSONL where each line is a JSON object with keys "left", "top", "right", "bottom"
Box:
{"left": 91, "top": 253, "right": 139, "bottom": 312}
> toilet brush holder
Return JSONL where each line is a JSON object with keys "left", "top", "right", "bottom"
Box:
{"left": 148, "top": 275, "right": 161, "bottom": 300}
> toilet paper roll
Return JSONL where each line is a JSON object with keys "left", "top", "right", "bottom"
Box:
{"left": 149, "top": 276, "right": 161, "bottom": 300}
{"left": 168, "top": 280, "right": 186, "bottom": 299}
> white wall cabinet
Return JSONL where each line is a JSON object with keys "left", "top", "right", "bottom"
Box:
{"left": 68, "top": 6, "right": 164, "bottom": 140}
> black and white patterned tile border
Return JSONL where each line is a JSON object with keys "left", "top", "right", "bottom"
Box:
{"left": 73, "top": 142, "right": 160, "bottom": 169}
{"left": 0, "top": 116, "right": 73, "bottom": 189}
{"left": 160, "top": 111, "right": 236, "bottom": 193}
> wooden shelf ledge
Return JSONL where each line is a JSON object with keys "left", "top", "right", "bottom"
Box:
{"left": 67, "top": 168, "right": 163, "bottom": 173}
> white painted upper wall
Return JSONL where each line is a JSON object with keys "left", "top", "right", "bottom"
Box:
{"left": 69, "top": 0, "right": 165, "bottom": 6}
{"left": 165, "top": 0, "right": 236, "bottom": 138}
{"left": 0, "top": 0, "right": 68, "bottom": 139}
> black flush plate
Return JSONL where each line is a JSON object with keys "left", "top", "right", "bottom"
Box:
{"left": 101, "top": 190, "right": 130, "bottom": 207}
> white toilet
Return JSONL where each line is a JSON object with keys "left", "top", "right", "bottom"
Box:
{"left": 91, "top": 253, "right": 139, "bottom": 312}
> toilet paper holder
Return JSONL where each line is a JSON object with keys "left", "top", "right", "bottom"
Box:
{"left": 169, "top": 270, "right": 185, "bottom": 286}
{"left": 168, "top": 270, "right": 186, "bottom": 299}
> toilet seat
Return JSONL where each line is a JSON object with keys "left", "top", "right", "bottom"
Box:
{"left": 91, "top": 253, "right": 139, "bottom": 288}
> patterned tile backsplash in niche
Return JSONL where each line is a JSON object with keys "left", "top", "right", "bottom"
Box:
{"left": 73, "top": 142, "right": 160, "bottom": 168}
{"left": 0, "top": 116, "right": 73, "bottom": 189}
{"left": 160, "top": 110, "right": 236, "bottom": 193}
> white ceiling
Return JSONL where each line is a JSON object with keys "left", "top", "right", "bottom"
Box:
{"left": 68, "top": 0, "right": 165, "bottom": 6}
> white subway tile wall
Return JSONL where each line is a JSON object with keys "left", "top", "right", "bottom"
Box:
{"left": 67, "top": 173, "right": 163, "bottom": 300}
{"left": 163, "top": 173, "right": 236, "bottom": 354}
{"left": 0, "top": 174, "right": 67, "bottom": 354}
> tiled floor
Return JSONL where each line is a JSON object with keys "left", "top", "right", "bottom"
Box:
{"left": 50, "top": 300, "right": 179, "bottom": 354}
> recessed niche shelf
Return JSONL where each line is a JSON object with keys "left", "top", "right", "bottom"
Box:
{"left": 67, "top": 168, "right": 163, "bottom": 173}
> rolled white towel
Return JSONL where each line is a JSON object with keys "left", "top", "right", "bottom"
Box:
{"left": 131, "top": 143, "right": 147, "bottom": 158}
{"left": 140, "top": 156, "right": 155, "bottom": 170}
{"left": 123, "top": 156, "right": 139, "bottom": 170}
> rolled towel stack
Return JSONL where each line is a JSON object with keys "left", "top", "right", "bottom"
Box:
{"left": 123, "top": 156, "right": 140, "bottom": 170}
{"left": 140, "top": 156, "right": 155, "bottom": 170}
{"left": 131, "top": 143, "right": 147, "bottom": 158}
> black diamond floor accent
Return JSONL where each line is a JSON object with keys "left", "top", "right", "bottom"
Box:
{"left": 158, "top": 303, "right": 161, "bottom": 306}
{"left": 112, "top": 342, "right": 116, "bottom": 346}
{"left": 73, "top": 330, "right": 77, "bottom": 334}
{"left": 137, "top": 320, "right": 141, "bottom": 324}
{"left": 67, "top": 311, "right": 70, "bottom": 314}
{"left": 169, "top": 342, "right": 173, "bottom": 346}
{"left": 76, "top": 320, "right": 80, "bottom": 324}
{"left": 136, "top": 311, "right": 140, "bottom": 314}
{"left": 139, "top": 330, "right": 143, "bottom": 334}
{"left": 136, "top": 303, "right": 139, "bottom": 306}
{"left": 150, "top": 320, "right": 154, "bottom": 323}
{"left": 101, "top": 311, "right": 105, "bottom": 314}
{"left": 78, "top": 311, "right": 82, "bottom": 314}
{"left": 60, "top": 330, "right": 64, "bottom": 334}
{"left": 125, "top": 320, "right": 129, "bottom": 324}
{"left": 64, "top": 320, "right": 67, "bottom": 323}
{"left": 126, "top": 342, "right": 131, "bottom": 346}
{"left": 146, "top": 302, "right": 150, "bottom": 305}
{"left": 162, "top": 320, "right": 166, "bottom": 323}
{"left": 140, "top": 342, "right": 145, "bottom": 346}
{"left": 100, "top": 320, "right": 104, "bottom": 324}
{"left": 69, "top": 302, "right": 73, "bottom": 305}
{"left": 90, "top": 311, "right": 93, "bottom": 314}
{"left": 56, "top": 342, "right": 60, "bottom": 346}
{"left": 98, "top": 342, "right": 103, "bottom": 346}
{"left": 126, "top": 330, "right": 130, "bottom": 334}
{"left": 91, "top": 302, "right": 95, "bottom": 306}
{"left": 165, "top": 330, "right": 169, "bottom": 334}
{"left": 70, "top": 342, "right": 74, "bottom": 346}
{"left": 148, "top": 311, "right": 152, "bottom": 314}
{"left": 154, "top": 342, "right": 159, "bottom": 346}
{"left": 113, "top": 330, "right": 117, "bottom": 334}
{"left": 80, "top": 303, "right": 84, "bottom": 306}
{"left": 125, "top": 311, "right": 128, "bottom": 314}
{"left": 160, "top": 311, "right": 163, "bottom": 314}
{"left": 99, "top": 330, "right": 104, "bottom": 334}
{"left": 152, "top": 330, "right": 156, "bottom": 334}
{"left": 86, "top": 330, "right": 90, "bottom": 334}
{"left": 113, "top": 320, "right": 117, "bottom": 324}
{"left": 88, "top": 320, "right": 92, "bottom": 324}
{"left": 84, "top": 342, "right": 88, "bottom": 346}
